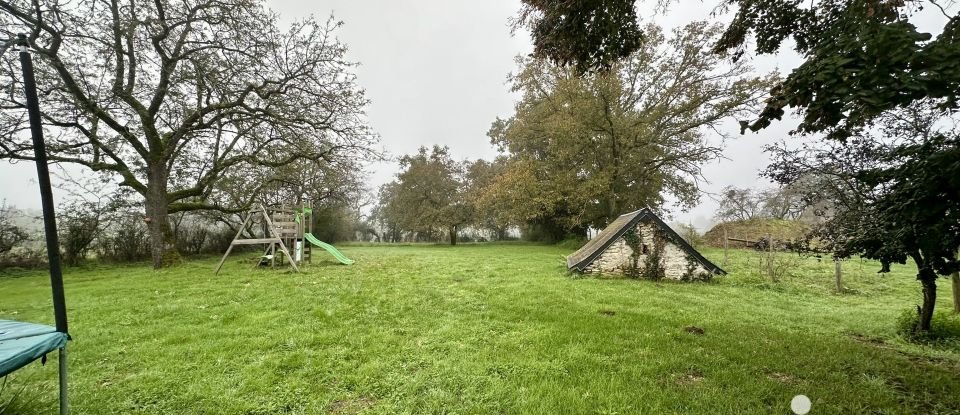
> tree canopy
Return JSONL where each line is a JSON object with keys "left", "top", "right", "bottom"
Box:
{"left": 716, "top": 0, "right": 960, "bottom": 140}
{"left": 377, "top": 146, "right": 471, "bottom": 245}
{"left": 0, "top": 0, "right": 377, "bottom": 267}
{"left": 764, "top": 103, "right": 960, "bottom": 330}
{"left": 513, "top": 0, "right": 644, "bottom": 73}
{"left": 485, "top": 22, "right": 776, "bottom": 239}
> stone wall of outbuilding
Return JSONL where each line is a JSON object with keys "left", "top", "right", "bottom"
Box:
{"left": 583, "top": 222, "right": 710, "bottom": 280}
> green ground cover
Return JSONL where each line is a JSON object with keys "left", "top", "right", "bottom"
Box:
{"left": 1, "top": 244, "right": 958, "bottom": 414}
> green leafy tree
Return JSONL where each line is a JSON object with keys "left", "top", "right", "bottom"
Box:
{"left": 711, "top": 0, "right": 960, "bottom": 329}
{"left": 371, "top": 182, "right": 403, "bottom": 243}
{"left": 513, "top": 0, "right": 644, "bottom": 73}
{"left": 0, "top": 0, "right": 376, "bottom": 268}
{"left": 764, "top": 104, "right": 960, "bottom": 330}
{"left": 715, "top": 0, "right": 960, "bottom": 140}
{"left": 465, "top": 157, "right": 513, "bottom": 240}
{"left": 487, "top": 22, "right": 777, "bottom": 239}
{"left": 381, "top": 146, "right": 471, "bottom": 245}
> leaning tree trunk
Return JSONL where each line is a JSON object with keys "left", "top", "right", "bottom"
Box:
{"left": 918, "top": 267, "right": 938, "bottom": 331}
{"left": 145, "top": 166, "right": 179, "bottom": 269}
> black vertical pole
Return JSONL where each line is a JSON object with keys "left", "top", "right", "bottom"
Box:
{"left": 17, "top": 34, "right": 68, "bottom": 335}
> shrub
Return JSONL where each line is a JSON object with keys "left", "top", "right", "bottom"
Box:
{"left": 202, "top": 226, "right": 239, "bottom": 255}
{"left": 97, "top": 217, "right": 150, "bottom": 262}
{"left": 58, "top": 203, "right": 102, "bottom": 266}
{"left": 0, "top": 245, "right": 47, "bottom": 270}
{"left": 0, "top": 201, "right": 28, "bottom": 255}
{"left": 895, "top": 308, "right": 960, "bottom": 345}
{"left": 556, "top": 236, "right": 586, "bottom": 251}
{"left": 766, "top": 252, "right": 802, "bottom": 281}
{"left": 176, "top": 221, "right": 209, "bottom": 255}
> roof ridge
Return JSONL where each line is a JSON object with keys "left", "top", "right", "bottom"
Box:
{"left": 618, "top": 207, "right": 648, "bottom": 217}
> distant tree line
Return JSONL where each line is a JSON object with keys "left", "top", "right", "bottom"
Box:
{"left": 0, "top": 154, "right": 374, "bottom": 269}
{"left": 371, "top": 146, "right": 512, "bottom": 244}
{"left": 372, "top": 21, "right": 776, "bottom": 244}
{"left": 714, "top": 179, "right": 824, "bottom": 223}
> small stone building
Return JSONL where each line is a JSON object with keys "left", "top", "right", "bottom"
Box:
{"left": 566, "top": 208, "right": 726, "bottom": 280}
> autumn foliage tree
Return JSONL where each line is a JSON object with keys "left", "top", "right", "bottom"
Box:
{"left": 513, "top": 0, "right": 644, "bottom": 73}
{"left": 484, "top": 22, "right": 776, "bottom": 240}
{"left": 378, "top": 146, "right": 471, "bottom": 245}
{"left": 464, "top": 157, "right": 513, "bottom": 241}
{"left": 0, "top": 0, "right": 376, "bottom": 268}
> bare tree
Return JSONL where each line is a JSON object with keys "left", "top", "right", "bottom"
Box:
{"left": 715, "top": 186, "right": 765, "bottom": 222}
{"left": 0, "top": 0, "right": 377, "bottom": 268}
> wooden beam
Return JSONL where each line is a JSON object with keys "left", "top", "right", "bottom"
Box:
{"left": 231, "top": 238, "right": 282, "bottom": 245}
{"left": 215, "top": 209, "right": 255, "bottom": 275}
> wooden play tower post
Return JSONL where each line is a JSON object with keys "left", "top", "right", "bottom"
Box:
{"left": 214, "top": 204, "right": 302, "bottom": 274}
{"left": 301, "top": 200, "right": 313, "bottom": 265}
{"left": 214, "top": 201, "right": 327, "bottom": 274}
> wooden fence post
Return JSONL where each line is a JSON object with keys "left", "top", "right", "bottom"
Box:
{"left": 835, "top": 259, "right": 843, "bottom": 293}
{"left": 767, "top": 233, "right": 775, "bottom": 282}
{"left": 722, "top": 225, "right": 728, "bottom": 267}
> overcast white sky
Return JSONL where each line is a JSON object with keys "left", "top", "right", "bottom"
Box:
{"left": 0, "top": 1, "right": 951, "bottom": 231}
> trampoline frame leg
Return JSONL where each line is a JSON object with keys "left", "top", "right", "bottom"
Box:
{"left": 58, "top": 347, "right": 68, "bottom": 415}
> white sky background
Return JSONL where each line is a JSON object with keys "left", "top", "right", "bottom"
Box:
{"left": 0, "top": 1, "right": 951, "bottom": 232}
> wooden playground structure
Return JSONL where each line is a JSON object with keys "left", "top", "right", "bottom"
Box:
{"left": 214, "top": 202, "right": 353, "bottom": 274}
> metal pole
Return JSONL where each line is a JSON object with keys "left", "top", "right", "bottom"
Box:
{"left": 17, "top": 34, "right": 69, "bottom": 334}
{"left": 59, "top": 347, "right": 69, "bottom": 415}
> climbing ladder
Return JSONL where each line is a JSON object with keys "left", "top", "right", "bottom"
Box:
{"left": 214, "top": 204, "right": 300, "bottom": 274}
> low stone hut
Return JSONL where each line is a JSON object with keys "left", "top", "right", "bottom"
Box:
{"left": 566, "top": 207, "right": 726, "bottom": 280}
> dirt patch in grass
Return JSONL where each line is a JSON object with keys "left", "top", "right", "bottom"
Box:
{"left": 675, "top": 368, "right": 705, "bottom": 385}
{"left": 848, "top": 332, "right": 886, "bottom": 346}
{"left": 684, "top": 326, "right": 705, "bottom": 335}
{"left": 848, "top": 332, "right": 960, "bottom": 371}
{"left": 764, "top": 370, "right": 795, "bottom": 384}
{"left": 598, "top": 309, "right": 616, "bottom": 316}
{"left": 327, "top": 396, "right": 376, "bottom": 414}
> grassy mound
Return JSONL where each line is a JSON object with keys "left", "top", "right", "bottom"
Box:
{"left": 703, "top": 219, "right": 810, "bottom": 248}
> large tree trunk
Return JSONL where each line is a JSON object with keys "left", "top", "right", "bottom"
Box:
{"left": 449, "top": 225, "right": 458, "bottom": 246}
{"left": 952, "top": 270, "right": 960, "bottom": 313}
{"left": 918, "top": 267, "right": 938, "bottom": 331}
{"left": 496, "top": 227, "right": 507, "bottom": 241}
{"left": 145, "top": 165, "right": 178, "bottom": 269}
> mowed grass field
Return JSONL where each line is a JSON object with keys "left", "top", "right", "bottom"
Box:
{"left": 2, "top": 244, "right": 959, "bottom": 414}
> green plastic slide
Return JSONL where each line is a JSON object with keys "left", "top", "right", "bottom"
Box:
{"left": 304, "top": 233, "right": 354, "bottom": 265}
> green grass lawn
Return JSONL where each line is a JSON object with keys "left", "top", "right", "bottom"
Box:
{"left": 2, "top": 244, "right": 959, "bottom": 414}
